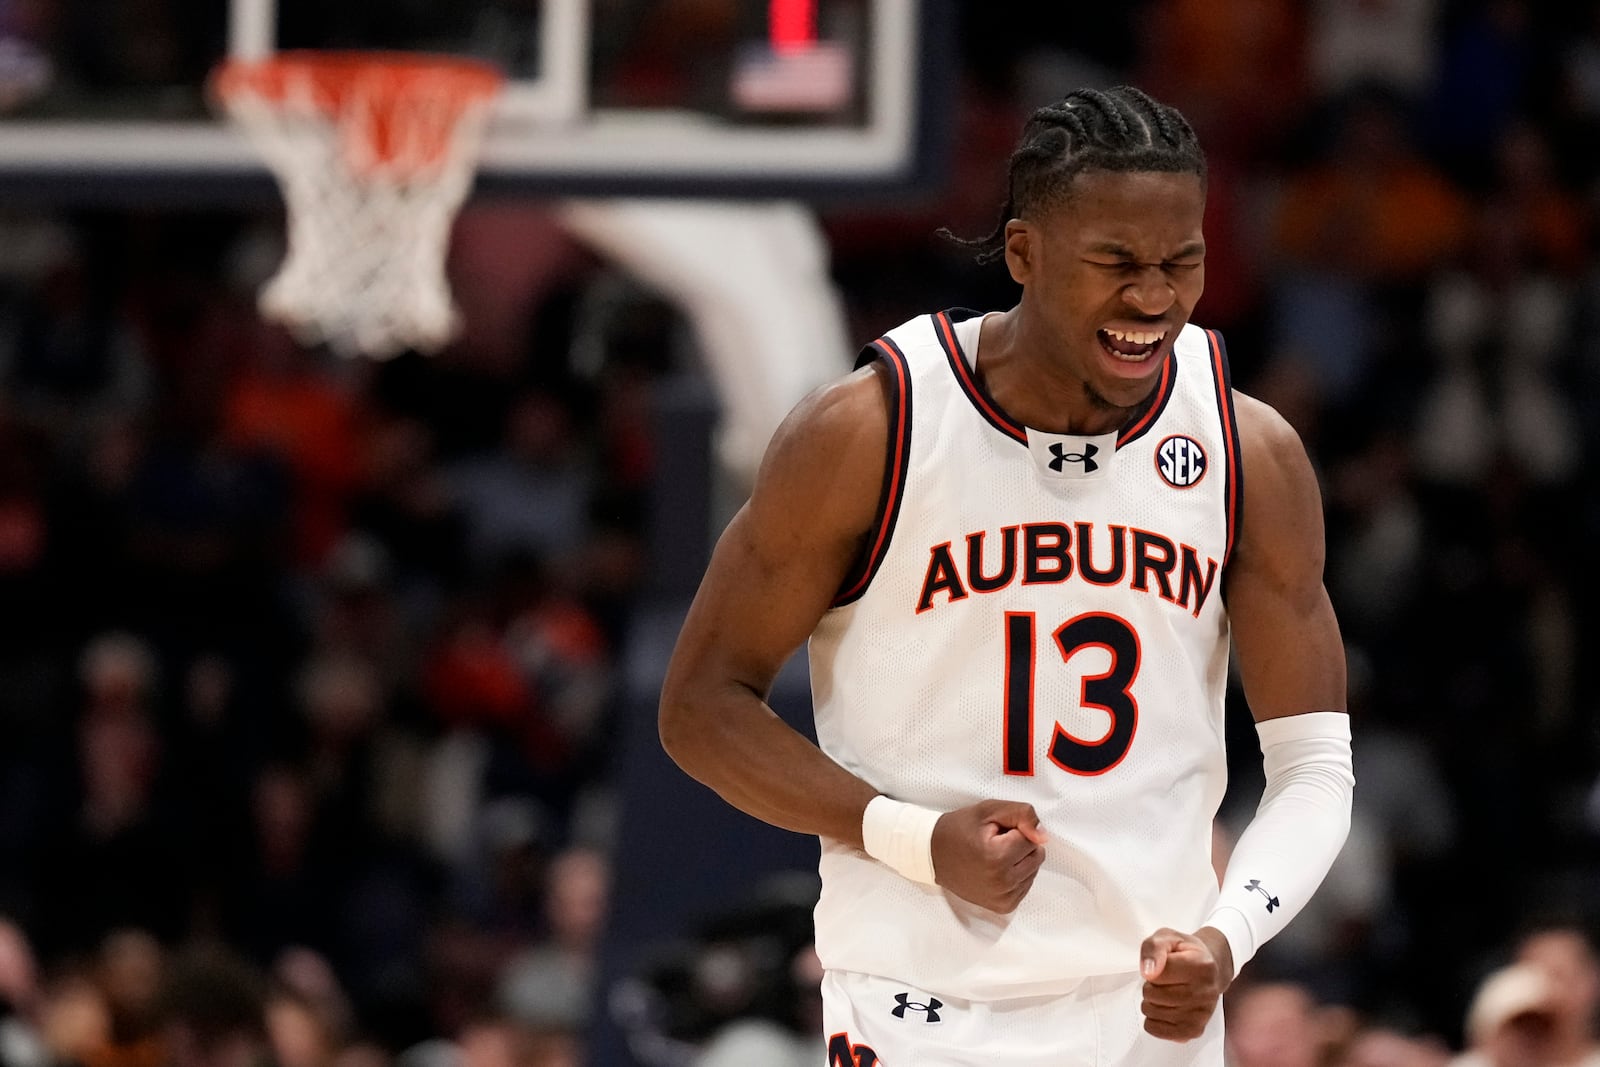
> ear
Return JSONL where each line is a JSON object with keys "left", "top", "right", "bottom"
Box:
{"left": 1003, "top": 220, "right": 1033, "bottom": 285}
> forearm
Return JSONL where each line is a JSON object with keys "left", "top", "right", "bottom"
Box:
{"left": 660, "top": 683, "right": 879, "bottom": 847}
{"left": 1205, "top": 711, "right": 1354, "bottom": 972}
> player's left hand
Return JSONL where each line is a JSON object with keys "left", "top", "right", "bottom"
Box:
{"left": 1137, "top": 926, "right": 1234, "bottom": 1042}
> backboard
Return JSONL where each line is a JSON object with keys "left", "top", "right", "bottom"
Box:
{"left": 0, "top": 0, "right": 949, "bottom": 201}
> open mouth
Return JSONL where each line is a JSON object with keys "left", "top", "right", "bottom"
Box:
{"left": 1097, "top": 326, "right": 1167, "bottom": 363}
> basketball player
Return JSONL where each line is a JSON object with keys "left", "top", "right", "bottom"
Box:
{"left": 659, "top": 86, "right": 1354, "bottom": 1066}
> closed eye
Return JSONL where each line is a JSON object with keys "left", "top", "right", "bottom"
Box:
{"left": 1085, "top": 259, "right": 1201, "bottom": 273}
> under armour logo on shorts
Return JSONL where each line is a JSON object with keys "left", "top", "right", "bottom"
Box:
{"left": 1048, "top": 441, "right": 1099, "bottom": 473}
{"left": 892, "top": 992, "right": 943, "bottom": 1022}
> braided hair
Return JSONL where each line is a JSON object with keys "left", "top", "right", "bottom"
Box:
{"left": 947, "top": 86, "right": 1206, "bottom": 264}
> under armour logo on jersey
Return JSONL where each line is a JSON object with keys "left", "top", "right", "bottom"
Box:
{"left": 1028, "top": 429, "right": 1116, "bottom": 480}
{"left": 892, "top": 992, "right": 943, "bottom": 1022}
{"left": 1156, "top": 434, "right": 1207, "bottom": 487}
{"left": 1245, "top": 878, "right": 1280, "bottom": 912}
{"left": 1048, "top": 441, "right": 1099, "bottom": 473}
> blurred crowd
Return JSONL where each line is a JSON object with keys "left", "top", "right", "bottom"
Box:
{"left": 0, "top": 0, "right": 1599, "bottom": 1066}
{"left": 0, "top": 197, "right": 661, "bottom": 1067}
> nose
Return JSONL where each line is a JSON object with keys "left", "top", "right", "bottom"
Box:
{"left": 1123, "top": 267, "right": 1175, "bottom": 316}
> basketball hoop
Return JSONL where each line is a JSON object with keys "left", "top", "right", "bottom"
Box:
{"left": 213, "top": 52, "right": 503, "bottom": 359}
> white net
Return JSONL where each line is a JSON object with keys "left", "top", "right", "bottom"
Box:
{"left": 218, "top": 57, "right": 502, "bottom": 359}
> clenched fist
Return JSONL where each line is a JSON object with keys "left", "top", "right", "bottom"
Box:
{"left": 1138, "top": 927, "right": 1234, "bottom": 1042}
{"left": 930, "top": 800, "right": 1047, "bottom": 913}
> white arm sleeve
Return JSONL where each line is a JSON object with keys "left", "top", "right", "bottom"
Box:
{"left": 1204, "top": 711, "right": 1354, "bottom": 972}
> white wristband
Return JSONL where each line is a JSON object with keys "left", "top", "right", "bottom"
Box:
{"left": 861, "top": 795, "right": 942, "bottom": 886}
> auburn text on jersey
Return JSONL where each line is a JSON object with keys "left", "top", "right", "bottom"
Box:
{"left": 915, "top": 521, "right": 1220, "bottom": 617}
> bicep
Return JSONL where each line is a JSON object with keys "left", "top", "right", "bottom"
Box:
{"left": 662, "top": 368, "right": 887, "bottom": 705}
{"left": 1225, "top": 395, "right": 1347, "bottom": 721}
{"left": 669, "top": 499, "right": 858, "bottom": 701}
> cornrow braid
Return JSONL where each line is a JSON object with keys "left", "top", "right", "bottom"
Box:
{"left": 941, "top": 86, "right": 1207, "bottom": 265}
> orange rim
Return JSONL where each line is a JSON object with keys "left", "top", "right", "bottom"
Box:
{"left": 213, "top": 52, "right": 504, "bottom": 172}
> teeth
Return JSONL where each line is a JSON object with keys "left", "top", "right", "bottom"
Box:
{"left": 1105, "top": 328, "right": 1167, "bottom": 345}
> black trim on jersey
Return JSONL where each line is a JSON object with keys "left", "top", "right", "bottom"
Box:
{"left": 1206, "top": 329, "right": 1244, "bottom": 568}
{"left": 932, "top": 308, "right": 1177, "bottom": 450}
{"left": 934, "top": 308, "right": 1027, "bottom": 443}
{"left": 833, "top": 336, "right": 914, "bottom": 606}
{"left": 1114, "top": 353, "right": 1177, "bottom": 448}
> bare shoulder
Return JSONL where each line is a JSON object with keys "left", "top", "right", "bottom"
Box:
{"left": 747, "top": 360, "right": 893, "bottom": 552}
{"left": 660, "top": 361, "right": 895, "bottom": 721}
{"left": 1223, "top": 396, "right": 1345, "bottom": 718}
{"left": 1232, "top": 391, "right": 1311, "bottom": 477}
{"left": 1230, "top": 390, "right": 1325, "bottom": 565}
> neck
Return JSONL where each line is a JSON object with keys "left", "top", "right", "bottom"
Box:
{"left": 976, "top": 309, "right": 1153, "bottom": 436}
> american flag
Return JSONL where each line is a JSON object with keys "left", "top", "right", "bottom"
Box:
{"left": 731, "top": 41, "right": 855, "bottom": 114}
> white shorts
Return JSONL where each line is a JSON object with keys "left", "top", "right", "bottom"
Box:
{"left": 820, "top": 969, "right": 1225, "bottom": 1067}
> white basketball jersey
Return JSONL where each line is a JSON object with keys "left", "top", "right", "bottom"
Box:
{"left": 809, "top": 309, "right": 1243, "bottom": 1001}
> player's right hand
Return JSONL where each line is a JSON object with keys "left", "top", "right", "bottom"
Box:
{"left": 930, "top": 800, "right": 1047, "bottom": 913}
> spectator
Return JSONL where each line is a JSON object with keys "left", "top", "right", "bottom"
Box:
{"left": 1334, "top": 1026, "right": 1452, "bottom": 1067}
{"left": 266, "top": 948, "right": 358, "bottom": 1067}
{"left": 221, "top": 327, "right": 364, "bottom": 566}
{"left": 447, "top": 391, "right": 594, "bottom": 574}
{"left": 498, "top": 846, "right": 611, "bottom": 1045}
{"left": 84, "top": 930, "right": 165, "bottom": 1067}
{"left": 33, "top": 636, "right": 188, "bottom": 955}
{"left": 0, "top": 920, "right": 46, "bottom": 1067}
{"left": 159, "top": 947, "right": 267, "bottom": 1067}
{"left": 1450, "top": 964, "right": 1562, "bottom": 1067}
{"left": 266, "top": 987, "right": 340, "bottom": 1067}
{"left": 1514, "top": 926, "right": 1600, "bottom": 1067}
{"left": 1226, "top": 982, "right": 1335, "bottom": 1067}
{"left": 37, "top": 968, "right": 111, "bottom": 1067}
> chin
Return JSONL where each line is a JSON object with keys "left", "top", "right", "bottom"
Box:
{"left": 1093, "top": 369, "right": 1165, "bottom": 411}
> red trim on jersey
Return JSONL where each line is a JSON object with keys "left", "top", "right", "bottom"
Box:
{"left": 914, "top": 540, "right": 967, "bottom": 614}
{"left": 1128, "top": 525, "right": 1181, "bottom": 606}
{"left": 965, "top": 525, "right": 1020, "bottom": 594}
{"left": 833, "top": 337, "right": 912, "bottom": 605}
{"left": 1177, "top": 540, "right": 1221, "bottom": 618}
{"left": 935, "top": 309, "right": 1177, "bottom": 450}
{"left": 1206, "top": 329, "right": 1243, "bottom": 567}
{"left": 934, "top": 310, "right": 1028, "bottom": 443}
{"left": 1047, "top": 610, "right": 1142, "bottom": 778}
{"left": 1115, "top": 352, "right": 1175, "bottom": 447}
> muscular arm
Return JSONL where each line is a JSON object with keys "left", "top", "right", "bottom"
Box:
{"left": 1197, "top": 393, "right": 1352, "bottom": 968}
{"left": 1224, "top": 392, "right": 1347, "bottom": 720}
{"left": 658, "top": 364, "right": 889, "bottom": 849}
{"left": 1142, "top": 393, "right": 1352, "bottom": 1040}
{"left": 661, "top": 361, "right": 1047, "bottom": 913}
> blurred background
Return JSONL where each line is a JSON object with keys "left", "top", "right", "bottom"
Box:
{"left": 0, "top": 1, "right": 1599, "bottom": 1066}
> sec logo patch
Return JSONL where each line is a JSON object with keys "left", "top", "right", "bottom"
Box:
{"left": 1156, "top": 434, "right": 1207, "bottom": 488}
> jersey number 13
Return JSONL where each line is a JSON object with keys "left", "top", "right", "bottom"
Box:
{"left": 1003, "top": 611, "right": 1141, "bottom": 776}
